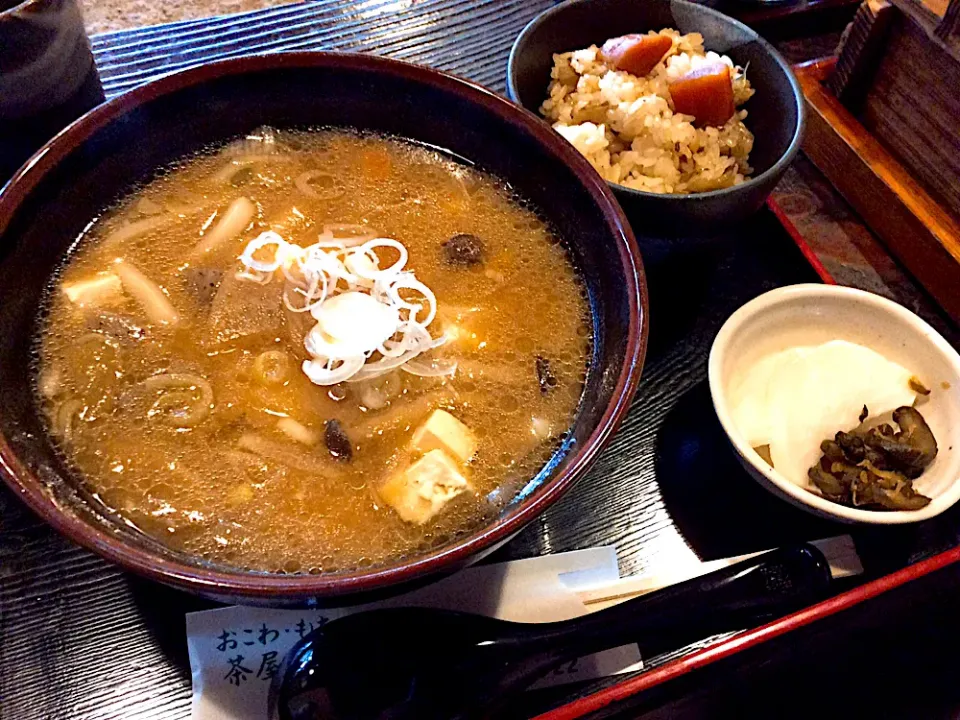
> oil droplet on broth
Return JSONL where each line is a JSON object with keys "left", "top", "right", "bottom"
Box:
{"left": 498, "top": 395, "right": 520, "bottom": 413}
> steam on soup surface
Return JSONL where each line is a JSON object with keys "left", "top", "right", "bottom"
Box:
{"left": 36, "top": 129, "right": 591, "bottom": 573}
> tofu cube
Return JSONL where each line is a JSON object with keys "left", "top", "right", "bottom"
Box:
{"left": 410, "top": 409, "right": 477, "bottom": 463}
{"left": 62, "top": 272, "right": 124, "bottom": 308}
{"left": 379, "top": 449, "right": 471, "bottom": 525}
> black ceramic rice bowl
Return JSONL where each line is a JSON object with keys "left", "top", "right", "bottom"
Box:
{"left": 507, "top": 0, "right": 804, "bottom": 237}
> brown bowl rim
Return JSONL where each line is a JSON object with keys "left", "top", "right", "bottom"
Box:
{"left": 0, "top": 51, "right": 648, "bottom": 600}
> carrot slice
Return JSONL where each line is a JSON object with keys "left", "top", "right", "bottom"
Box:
{"left": 668, "top": 62, "right": 736, "bottom": 128}
{"left": 600, "top": 33, "right": 673, "bottom": 78}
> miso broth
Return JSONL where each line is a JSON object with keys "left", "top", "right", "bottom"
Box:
{"left": 36, "top": 129, "right": 591, "bottom": 573}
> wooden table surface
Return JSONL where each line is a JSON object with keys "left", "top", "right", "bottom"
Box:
{"left": 3, "top": 2, "right": 960, "bottom": 719}
{"left": 79, "top": 0, "right": 297, "bottom": 35}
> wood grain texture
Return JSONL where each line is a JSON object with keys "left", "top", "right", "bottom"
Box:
{"left": 797, "top": 58, "right": 960, "bottom": 320}
{"left": 83, "top": 0, "right": 859, "bottom": 102}
{"left": 79, "top": 0, "right": 298, "bottom": 35}
{"left": 0, "top": 484, "right": 204, "bottom": 719}
{"left": 825, "top": 0, "right": 895, "bottom": 104}
{"left": 860, "top": 9, "right": 960, "bottom": 220}
{"left": 88, "top": 0, "right": 557, "bottom": 99}
{"left": 935, "top": 0, "right": 960, "bottom": 37}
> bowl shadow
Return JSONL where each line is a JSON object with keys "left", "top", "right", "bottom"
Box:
{"left": 126, "top": 574, "right": 222, "bottom": 671}
{"left": 655, "top": 381, "right": 840, "bottom": 560}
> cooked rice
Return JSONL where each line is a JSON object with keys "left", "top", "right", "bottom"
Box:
{"left": 540, "top": 29, "right": 756, "bottom": 194}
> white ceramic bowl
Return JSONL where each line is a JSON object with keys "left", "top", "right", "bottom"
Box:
{"left": 709, "top": 284, "right": 960, "bottom": 524}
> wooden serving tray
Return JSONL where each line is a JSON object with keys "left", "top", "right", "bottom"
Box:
{"left": 796, "top": 55, "right": 960, "bottom": 320}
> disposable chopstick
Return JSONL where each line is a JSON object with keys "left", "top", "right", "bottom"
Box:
{"left": 574, "top": 536, "right": 862, "bottom": 611}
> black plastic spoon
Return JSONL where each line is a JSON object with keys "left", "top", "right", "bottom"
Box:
{"left": 269, "top": 545, "right": 831, "bottom": 720}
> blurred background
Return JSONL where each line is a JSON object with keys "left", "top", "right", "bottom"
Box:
{"left": 80, "top": 0, "right": 292, "bottom": 34}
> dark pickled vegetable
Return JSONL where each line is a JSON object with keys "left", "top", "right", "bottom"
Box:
{"left": 324, "top": 419, "right": 353, "bottom": 461}
{"left": 808, "top": 461, "right": 930, "bottom": 511}
{"left": 861, "top": 430, "right": 924, "bottom": 478}
{"left": 862, "top": 406, "right": 938, "bottom": 478}
{"left": 807, "top": 405, "right": 936, "bottom": 511}
{"left": 834, "top": 432, "right": 865, "bottom": 463}
{"left": 808, "top": 463, "right": 851, "bottom": 501}
{"left": 536, "top": 356, "right": 558, "bottom": 395}
{"left": 182, "top": 266, "right": 224, "bottom": 306}
{"left": 866, "top": 408, "right": 936, "bottom": 472}
{"left": 909, "top": 377, "right": 931, "bottom": 396}
{"left": 441, "top": 234, "right": 485, "bottom": 266}
{"left": 820, "top": 439, "right": 847, "bottom": 464}
{"left": 856, "top": 461, "right": 932, "bottom": 510}
{"left": 835, "top": 431, "right": 888, "bottom": 469}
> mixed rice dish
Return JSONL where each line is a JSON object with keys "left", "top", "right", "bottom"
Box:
{"left": 540, "top": 29, "right": 756, "bottom": 194}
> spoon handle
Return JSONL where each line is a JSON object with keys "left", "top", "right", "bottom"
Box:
{"left": 534, "top": 544, "right": 832, "bottom": 660}
{"left": 461, "top": 545, "right": 832, "bottom": 719}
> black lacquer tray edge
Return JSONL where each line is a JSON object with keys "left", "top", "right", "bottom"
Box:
{"left": 547, "top": 541, "right": 960, "bottom": 718}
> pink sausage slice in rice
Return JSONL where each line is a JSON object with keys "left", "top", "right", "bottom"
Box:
{"left": 600, "top": 33, "right": 673, "bottom": 77}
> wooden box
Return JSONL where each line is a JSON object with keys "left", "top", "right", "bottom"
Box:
{"left": 795, "top": 0, "right": 960, "bottom": 319}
